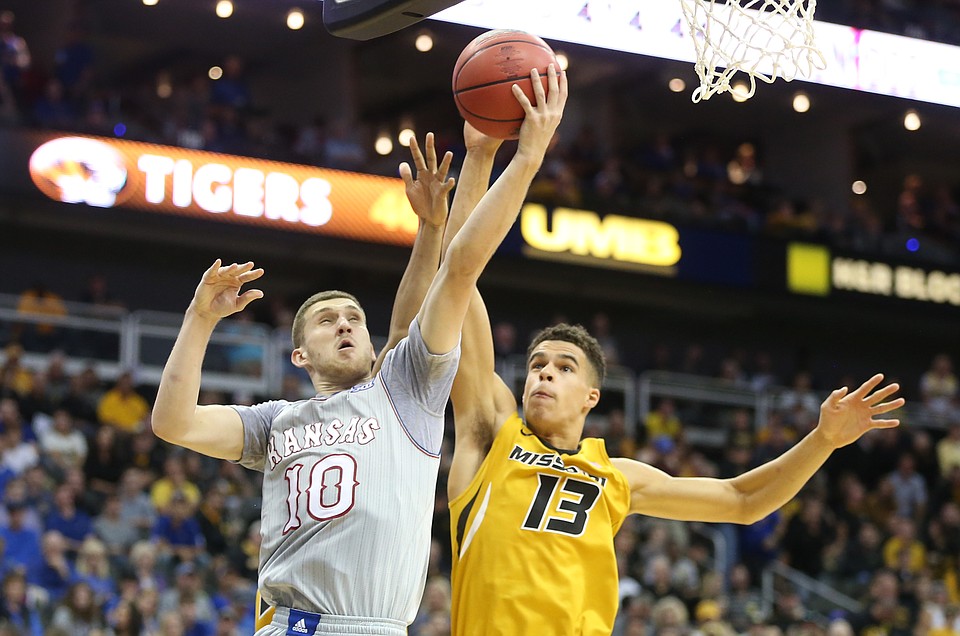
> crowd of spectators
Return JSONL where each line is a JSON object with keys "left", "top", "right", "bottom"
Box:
{"left": 2, "top": 277, "right": 960, "bottom": 634}
{"left": 818, "top": 0, "right": 960, "bottom": 46}
{"left": 0, "top": 361, "right": 265, "bottom": 635}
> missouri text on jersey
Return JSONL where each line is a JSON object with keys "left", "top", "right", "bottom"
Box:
{"left": 508, "top": 445, "right": 608, "bottom": 486}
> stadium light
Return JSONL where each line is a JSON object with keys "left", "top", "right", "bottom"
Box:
{"left": 287, "top": 9, "right": 305, "bottom": 30}
{"left": 415, "top": 32, "right": 434, "bottom": 52}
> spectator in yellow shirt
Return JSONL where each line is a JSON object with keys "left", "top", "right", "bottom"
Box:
{"left": 1, "top": 343, "right": 34, "bottom": 396}
{"left": 150, "top": 455, "right": 201, "bottom": 514}
{"left": 882, "top": 515, "right": 927, "bottom": 575}
{"left": 97, "top": 371, "right": 149, "bottom": 433}
{"left": 938, "top": 422, "right": 960, "bottom": 478}
{"left": 645, "top": 397, "right": 683, "bottom": 443}
{"left": 15, "top": 282, "right": 67, "bottom": 351}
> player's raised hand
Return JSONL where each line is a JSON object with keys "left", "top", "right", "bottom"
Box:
{"left": 513, "top": 64, "right": 567, "bottom": 161}
{"left": 190, "top": 259, "right": 264, "bottom": 321}
{"left": 815, "top": 374, "right": 905, "bottom": 448}
{"left": 399, "top": 132, "right": 455, "bottom": 229}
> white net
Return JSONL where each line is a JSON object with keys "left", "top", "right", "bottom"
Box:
{"left": 679, "top": 0, "right": 827, "bottom": 102}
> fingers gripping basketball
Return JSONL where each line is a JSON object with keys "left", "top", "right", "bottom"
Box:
{"left": 452, "top": 29, "right": 558, "bottom": 140}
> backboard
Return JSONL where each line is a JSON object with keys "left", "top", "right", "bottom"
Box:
{"left": 322, "top": 0, "right": 464, "bottom": 40}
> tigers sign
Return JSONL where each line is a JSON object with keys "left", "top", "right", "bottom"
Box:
{"left": 28, "top": 135, "right": 419, "bottom": 246}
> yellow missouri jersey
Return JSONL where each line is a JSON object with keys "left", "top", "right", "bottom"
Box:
{"left": 254, "top": 590, "right": 275, "bottom": 631}
{"left": 449, "top": 414, "right": 632, "bottom": 636}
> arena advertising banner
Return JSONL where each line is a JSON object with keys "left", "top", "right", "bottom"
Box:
{"left": 510, "top": 202, "right": 756, "bottom": 287}
{"left": 3, "top": 129, "right": 768, "bottom": 289}
{"left": 11, "top": 130, "right": 760, "bottom": 283}
{"left": 786, "top": 242, "right": 960, "bottom": 308}
{"left": 24, "top": 132, "right": 420, "bottom": 246}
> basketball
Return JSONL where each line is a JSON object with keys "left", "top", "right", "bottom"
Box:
{"left": 452, "top": 29, "right": 559, "bottom": 140}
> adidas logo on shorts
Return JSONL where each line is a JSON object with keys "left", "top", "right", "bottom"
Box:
{"left": 286, "top": 609, "right": 321, "bottom": 636}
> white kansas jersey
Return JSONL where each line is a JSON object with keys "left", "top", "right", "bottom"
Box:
{"left": 232, "top": 319, "right": 459, "bottom": 624}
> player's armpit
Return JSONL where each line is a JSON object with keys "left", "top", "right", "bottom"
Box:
{"left": 450, "top": 288, "right": 511, "bottom": 429}
{"left": 448, "top": 376, "right": 515, "bottom": 501}
{"left": 447, "top": 409, "right": 495, "bottom": 501}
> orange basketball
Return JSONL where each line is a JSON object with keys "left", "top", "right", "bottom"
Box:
{"left": 452, "top": 29, "right": 558, "bottom": 140}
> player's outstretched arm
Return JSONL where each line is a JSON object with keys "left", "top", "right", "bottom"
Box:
{"left": 372, "top": 133, "right": 454, "bottom": 374}
{"left": 612, "top": 374, "right": 904, "bottom": 523}
{"left": 152, "top": 260, "right": 264, "bottom": 460}
{"left": 417, "top": 65, "right": 567, "bottom": 356}
{"left": 440, "top": 123, "right": 520, "bottom": 500}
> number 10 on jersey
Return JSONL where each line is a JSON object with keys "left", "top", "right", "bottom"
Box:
{"left": 283, "top": 454, "right": 359, "bottom": 533}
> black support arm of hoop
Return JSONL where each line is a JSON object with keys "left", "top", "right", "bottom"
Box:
{"left": 322, "top": 0, "right": 464, "bottom": 40}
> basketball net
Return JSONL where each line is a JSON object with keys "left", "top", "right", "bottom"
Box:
{"left": 679, "top": 0, "right": 827, "bottom": 102}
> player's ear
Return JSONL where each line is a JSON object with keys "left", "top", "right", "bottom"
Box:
{"left": 290, "top": 347, "right": 309, "bottom": 369}
{"left": 584, "top": 387, "right": 600, "bottom": 411}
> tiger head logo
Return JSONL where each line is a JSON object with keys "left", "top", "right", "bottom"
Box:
{"left": 30, "top": 137, "right": 130, "bottom": 208}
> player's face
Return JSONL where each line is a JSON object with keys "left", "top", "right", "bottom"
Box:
{"left": 292, "top": 298, "right": 376, "bottom": 387}
{"left": 521, "top": 340, "right": 600, "bottom": 433}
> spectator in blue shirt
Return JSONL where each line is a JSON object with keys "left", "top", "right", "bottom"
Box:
{"left": 0, "top": 570, "right": 42, "bottom": 636}
{"left": 209, "top": 55, "right": 251, "bottom": 113}
{"left": 72, "top": 536, "right": 116, "bottom": 606}
{"left": 28, "top": 530, "right": 73, "bottom": 602}
{"left": 152, "top": 492, "right": 206, "bottom": 567}
{"left": 0, "top": 501, "right": 41, "bottom": 572}
{"left": 44, "top": 483, "right": 92, "bottom": 551}
{"left": 888, "top": 452, "right": 929, "bottom": 521}
{"left": 54, "top": 23, "right": 94, "bottom": 105}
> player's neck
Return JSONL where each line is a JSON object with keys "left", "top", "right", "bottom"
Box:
{"left": 528, "top": 420, "right": 583, "bottom": 454}
{"left": 311, "top": 373, "right": 371, "bottom": 396}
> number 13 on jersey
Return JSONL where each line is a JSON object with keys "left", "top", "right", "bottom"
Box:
{"left": 522, "top": 474, "right": 601, "bottom": 537}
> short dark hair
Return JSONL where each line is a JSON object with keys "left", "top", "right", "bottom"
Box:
{"left": 291, "top": 291, "right": 362, "bottom": 348}
{"left": 527, "top": 323, "right": 606, "bottom": 387}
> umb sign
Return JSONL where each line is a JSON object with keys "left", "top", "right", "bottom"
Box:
{"left": 28, "top": 135, "right": 419, "bottom": 246}
{"left": 520, "top": 203, "right": 682, "bottom": 272}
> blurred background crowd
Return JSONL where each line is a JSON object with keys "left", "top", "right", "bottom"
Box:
{"left": 1, "top": 293, "right": 959, "bottom": 635}
{"left": 1, "top": 0, "right": 960, "bottom": 635}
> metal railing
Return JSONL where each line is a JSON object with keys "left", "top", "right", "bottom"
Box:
{"left": 0, "top": 293, "right": 278, "bottom": 395}
{"left": 761, "top": 561, "right": 863, "bottom": 623}
{"left": 1, "top": 294, "right": 396, "bottom": 399}
{"left": 0, "top": 293, "right": 938, "bottom": 436}
{"left": 639, "top": 370, "right": 775, "bottom": 431}
{"left": 127, "top": 310, "right": 276, "bottom": 396}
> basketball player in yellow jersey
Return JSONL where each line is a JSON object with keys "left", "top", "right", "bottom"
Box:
{"left": 385, "top": 69, "right": 904, "bottom": 635}
{"left": 254, "top": 590, "right": 274, "bottom": 632}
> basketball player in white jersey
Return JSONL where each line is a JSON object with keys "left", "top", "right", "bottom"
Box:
{"left": 151, "top": 65, "right": 567, "bottom": 636}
